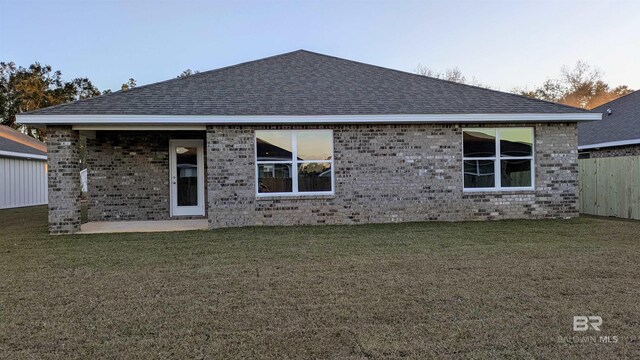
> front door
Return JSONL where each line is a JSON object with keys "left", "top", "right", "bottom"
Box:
{"left": 169, "top": 139, "right": 205, "bottom": 216}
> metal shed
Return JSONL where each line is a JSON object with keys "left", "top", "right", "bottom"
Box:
{"left": 0, "top": 125, "right": 48, "bottom": 209}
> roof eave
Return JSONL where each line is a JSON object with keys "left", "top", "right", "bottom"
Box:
{"left": 578, "top": 138, "right": 640, "bottom": 150}
{"left": 0, "top": 150, "right": 47, "bottom": 160}
{"left": 17, "top": 113, "right": 602, "bottom": 126}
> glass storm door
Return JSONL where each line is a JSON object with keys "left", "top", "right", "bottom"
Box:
{"left": 169, "top": 140, "right": 205, "bottom": 216}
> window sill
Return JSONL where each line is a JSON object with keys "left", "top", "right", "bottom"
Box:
{"left": 255, "top": 193, "right": 336, "bottom": 201}
{"left": 462, "top": 188, "right": 536, "bottom": 195}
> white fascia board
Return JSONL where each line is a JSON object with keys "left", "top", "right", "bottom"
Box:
{"left": 0, "top": 150, "right": 47, "bottom": 160}
{"left": 17, "top": 113, "right": 602, "bottom": 125}
{"left": 578, "top": 138, "right": 640, "bottom": 150}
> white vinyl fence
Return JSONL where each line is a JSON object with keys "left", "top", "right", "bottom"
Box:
{"left": 0, "top": 157, "right": 48, "bottom": 209}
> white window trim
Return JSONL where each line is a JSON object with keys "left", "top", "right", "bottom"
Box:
{"left": 462, "top": 128, "right": 535, "bottom": 192}
{"left": 254, "top": 130, "right": 335, "bottom": 197}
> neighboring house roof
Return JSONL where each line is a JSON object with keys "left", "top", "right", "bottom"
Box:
{"left": 256, "top": 138, "right": 294, "bottom": 161}
{"left": 579, "top": 90, "right": 640, "bottom": 149}
{"left": 18, "top": 50, "right": 594, "bottom": 125}
{"left": 0, "top": 125, "right": 47, "bottom": 159}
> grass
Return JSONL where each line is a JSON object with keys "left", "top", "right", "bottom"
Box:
{"left": 1, "top": 206, "right": 640, "bottom": 359}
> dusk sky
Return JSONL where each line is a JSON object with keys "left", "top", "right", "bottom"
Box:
{"left": 1, "top": 0, "right": 639, "bottom": 93}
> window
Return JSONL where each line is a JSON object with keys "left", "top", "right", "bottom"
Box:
{"left": 255, "top": 130, "right": 333, "bottom": 196}
{"left": 462, "top": 128, "right": 534, "bottom": 191}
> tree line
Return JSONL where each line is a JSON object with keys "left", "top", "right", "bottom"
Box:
{"left": 414, "top": 61, "right": 633, "bottom": 110}
{"left": 0, "top": 63, "right": 198, "bottom": 140}
{"left": 0, "top": 58, "right": 633, "bottom": 141}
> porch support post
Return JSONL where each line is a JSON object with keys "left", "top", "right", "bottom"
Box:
{"left": 46, "top": 125, "right": 81, "bottom": 234}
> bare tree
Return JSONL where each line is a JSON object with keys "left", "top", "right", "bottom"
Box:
{"left": 414, "top": 64, "right": 489, "bottom": 88}
{"left": 414, "top": 64, "right": 464, "bottom": 82}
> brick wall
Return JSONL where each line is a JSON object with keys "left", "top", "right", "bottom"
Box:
{"left": 206, "top": 123, "right": 579, "bottom": 228}
{"left": 461, "top": 123, "right": 578, "bottom": 220}
{"left": 87, "top": 131, "right": 206, "bottom": 221}
{"left": 584, "top": 144, "right": 640, "bottom": 158}
{"left": 46, "top": 126, "right": 82, "bottom": 234}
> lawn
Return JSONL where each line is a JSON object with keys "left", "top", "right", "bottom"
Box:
{"left": 1, "top": 206, "right": 639, "bottom": 359}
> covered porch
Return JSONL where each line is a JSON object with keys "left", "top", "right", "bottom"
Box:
{"left": 45, "top": 126, "right": 210, "bottom": 234}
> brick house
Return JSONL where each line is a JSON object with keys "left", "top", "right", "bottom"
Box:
{"left": 578, "top": 90, "right": 640, "bottom": 158}
{"left": 17, "top": 50, "right": 600, "bottom": 234}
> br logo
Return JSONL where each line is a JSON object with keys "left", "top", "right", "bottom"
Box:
{"left": 573, "top": 316, "right": 602, "bottom": 331}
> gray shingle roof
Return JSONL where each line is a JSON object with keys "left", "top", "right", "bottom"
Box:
{"left": 0, "top": 126, "right": 47, "bottom": 157}
{"left": 23, "top": 50, "right": 586, "bottom": 116}
{"left": 579, "top": 90, "right": 640, "bottom": 147}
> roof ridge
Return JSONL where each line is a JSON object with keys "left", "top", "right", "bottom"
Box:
{"left": 298, "top": 50, "right": 589, "bottom": 113}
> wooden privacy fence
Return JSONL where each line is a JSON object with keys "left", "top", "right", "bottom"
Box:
{"left": 579, "top": 156, "right": 640, "bottom": 220}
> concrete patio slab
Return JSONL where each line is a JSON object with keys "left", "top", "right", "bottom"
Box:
{"left": 79, "top": 219, "right": 208, "bottom": 234}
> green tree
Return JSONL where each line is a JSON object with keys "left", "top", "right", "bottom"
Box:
{"left": 177, "top": 69, "right": 199, "bottom": 78}
{"left": 120, "top": 78, "right": 137, "bottom": 91}
{"left": 515, "top": 61, "right": 633, "bottom": 109}
{"left": 0, "top": 62, "right": 100, "bottom": 140}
